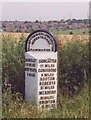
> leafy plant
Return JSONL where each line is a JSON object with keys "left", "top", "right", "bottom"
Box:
{"left": 2, "top": 34, "right": 25, "bottom": 95}
{"left": 2, "top": 34, "right": 89, "bottom": 118}
{"left": 59, "top": 39, "right": 89, "bottom": 96}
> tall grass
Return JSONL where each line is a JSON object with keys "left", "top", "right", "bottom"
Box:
{"left": 2, "top": 83, "right": 89, "bottom": 118}
{"left": 2, "top": 34, "right": 89, "bottom": 118}
{"left": 2, "top": 34, "right": 25, "bottom": 95}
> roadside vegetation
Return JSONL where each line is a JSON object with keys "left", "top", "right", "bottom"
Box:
{"left": 2, "top": 33, "right": 89, "bottom": 118}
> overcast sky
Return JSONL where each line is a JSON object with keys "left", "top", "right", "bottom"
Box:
{"left": 2, "top": 2, "right": 89, "bottom": 21}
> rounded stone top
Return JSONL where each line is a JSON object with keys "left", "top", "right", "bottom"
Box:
{"left": 25, "top": 29, "right": 58, "bottom": 52}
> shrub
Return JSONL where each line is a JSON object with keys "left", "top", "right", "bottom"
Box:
{"left": 58, "top": 39, "right": 89, "bottom": 96}
{"left": 2, "top": 34, "right": 25, "bottom": 96}
{"left": 69, "top": 31, "right": 73, "bottom": 35}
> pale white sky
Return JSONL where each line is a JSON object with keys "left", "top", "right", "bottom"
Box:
{"left": 1, "top": 0, "right": 90, "bottom": 2}
{"left": 1, "top": 2, "right": 90, "bottom": 21}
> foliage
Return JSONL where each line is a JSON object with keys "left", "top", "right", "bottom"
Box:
{"left": 2, "top": 34, "right": 25, "bottom": 95}
{"left": 59, "top": 39, "right": 89, "bottom": 96}
{"left": 2, "top": 83, "right": 89, "bottom": 118}
{"left": 2, "top": 34, "right": 89, "bottom": 118}
{"left": 69, "top": 31, "right": 73, "bottom": 35}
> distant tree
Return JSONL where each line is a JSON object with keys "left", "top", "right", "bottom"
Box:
{"left": 70, "top": 31, "right": 73, "bottom": 35}
{"left": 66, "top": 19, "right": 72, "bottom": 25}
{"left": 77, "top": 19, "right": 83, "bottom": 23}
{"left": 48, "top": 21, "right": 52, "bottom": 24}
{"left": 83, "top": 31, "right": 85, "bottom": 34}
{"left": 53, "top": 20, "right": 57, "bottom": 23}
{"left": 89, "top": 30, "right": 91, "bottom": 34}
{"left": 16, "top": 29, "right": 22, "bottom": 32}
{"left": 61, "top": 19, "right": 65, "bottom": 23}
{"left": 72, "top": 19, "right": 77, "bottom": 23}
{"left": 24, "top": 21, "right": 28, "bottom": 24}
{"left": 35, "top": 20, "right": 39, "bottom": 23}
{"left": 83, "top": 19, "right": 88, "bottom": 24}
